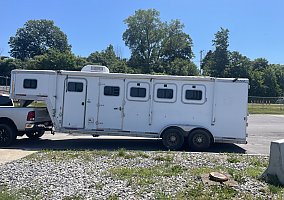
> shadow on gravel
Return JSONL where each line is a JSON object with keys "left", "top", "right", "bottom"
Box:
{"left": 5, "top": 137, "right": 246, "bottom": 154}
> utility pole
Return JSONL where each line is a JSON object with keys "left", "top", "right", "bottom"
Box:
{"left": 199, "top": 50, "right": 204, "bottom": 75}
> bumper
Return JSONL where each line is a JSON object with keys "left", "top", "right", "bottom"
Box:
{"left": 25, "top": 121, "right": 52, "bottom": 132}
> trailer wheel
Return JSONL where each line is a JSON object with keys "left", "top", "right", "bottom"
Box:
{"left": 162, "top": 128, "right": 184, "bottom": 151}
{"left": 189, "top": 129, "right": 211, "bottom": 151}
{"left": 26, "top": 130, "right": 45, "bottom": 140}
{"left": 0, "top": 123, "right": 17, "bottom": 147}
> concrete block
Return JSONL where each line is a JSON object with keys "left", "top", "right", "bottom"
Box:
{"left": 262, "top": 139, "right": 284, "bottom": 185}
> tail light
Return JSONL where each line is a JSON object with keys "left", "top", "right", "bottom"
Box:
{"left": 27, "top": 111, "right": 35, "bottom": 121}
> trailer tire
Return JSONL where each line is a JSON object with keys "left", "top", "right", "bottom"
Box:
{"left": 162, "top": 128, "right": 184, "bottom": 151}
{"left": 26, "top": 130, "right": 45, "bottom": 140}
{"left": 188, "top": 129, "right": 211, "bottom": 151}
{"left": 0, "top": 123, "right": 17, "bottom": 147}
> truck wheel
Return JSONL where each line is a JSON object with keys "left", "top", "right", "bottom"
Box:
{"left": 0, "top": 124, "right": 17, "bottom": 147}
{"left": 26, "top": 130, "right": 45, "bottom": 140}
{"left": 162, "top": 128, "right": 184, "bottom": 151}
{"left": 189, "top": 129, "right": 211, "bottom": 151}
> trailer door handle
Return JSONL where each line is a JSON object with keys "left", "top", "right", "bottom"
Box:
{"left": 114, "top": 107, "right": 122, "bottom": 111}
{"left": 82, "top": 102, "right": 85, "bottom": 106}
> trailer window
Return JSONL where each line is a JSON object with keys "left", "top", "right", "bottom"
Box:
{"left": 67, "top": 82, "right": 83, "bottom": 92}
{"left": 157, "top": 89, "right": 173, "bottom": 99}
{"left": 130, "top": 87, "right": 146, "bottom": 98}
{"left": 185, "top": 90, "right": 202, "bottom": 100}
{"left": 104, "top": 86, "right": 120, "bottom": 96}
{"left": 23, "top": 79, "right": 37, "bottom": 89}
{"left": 182, "top": 84, "right": 206, "bottom": 104}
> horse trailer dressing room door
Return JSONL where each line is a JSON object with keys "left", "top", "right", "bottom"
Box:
{"left": 63, "top": 78, "right": 87, "bottom": 128}
{"left": 97, "top": 78, "right": 124, "bottom": 130}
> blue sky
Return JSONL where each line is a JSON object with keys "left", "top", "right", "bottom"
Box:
{"left": 1, "top": 0, "right": 284, "bottom": 65}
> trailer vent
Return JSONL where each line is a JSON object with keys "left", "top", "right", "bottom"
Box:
{"left": 81, "top": 65, "right": 110, "bottom": 73}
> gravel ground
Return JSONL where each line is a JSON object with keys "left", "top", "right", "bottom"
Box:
{"left": 0, "top": 150, "right": 283, "bottom": 199}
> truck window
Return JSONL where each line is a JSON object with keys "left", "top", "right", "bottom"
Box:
{"left": 130, "top": 87, "right": 146, "bottom": 98}
{"left": 185, "top": 90, "right": 202, "bottom": 100}
{"left": 0, "top": 95, "right": 13, "bottom": 106}
{"left": 157, "top": 89, "right": 173, "bottom": 99}
{"left": 67, "top": 82, "right": 83, "bottom": 92}
{"left": 23, "top": 79, "right": 37, "bottom": 89}
{"left": 104, "top": 86, "right": 120, "bottom": 96}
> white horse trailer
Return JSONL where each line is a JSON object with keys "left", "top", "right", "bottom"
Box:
{"left": 10, "top": 65, "right": 249, "bottom": 150}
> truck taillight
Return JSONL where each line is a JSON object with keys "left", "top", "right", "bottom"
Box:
{"left": 27, "top": 111, "right": 35, "bottom": 121}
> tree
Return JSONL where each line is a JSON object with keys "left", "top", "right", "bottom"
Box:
{"left": 123, "top": 9, "right": 165, "bottom": 73}
{"left": 201, "top": 50, "right": 216, "bottom": 76}
{"left": 9, "top": 20, "right": 71, "bottom": 60}
{"left": 272, "top": 64, "right": 284, "bottom": 96}
{"left": 0, "top": 58, "right": 18, "bottom": 77}
{"left": 87, "top": 45, "right": 129, "bottom": 73}
{"left": 165, "top": 58, "right": 199, "bottom": 76}
{"left": 87, "top": 45, "right": 117, "bottom": 67}
{"left": 202, "top": 28, "right": 229, "bottom": 77}
{"left": 27, "top": 49, "right": 77, "bottom": 70}
{"left": 252, "top": 58, "right": 269, "bottom": 71}
{"left": 224, "top": 51, "right": 251, "bottom": 78}
{"left": 262, "top": 67, "right": 281, "bottom": 97}
{"left": 161, "top": 20, "right": 193, "bottom": 63}
{"left": 123, "top": 9, "right": 194, "bottom": 74}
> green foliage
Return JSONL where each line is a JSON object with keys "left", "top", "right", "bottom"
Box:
{"left": 9, "top": 20, "right": 71, "bottom": 60}
{"left": 202, "top": 27, "right": 284, "bottom": 97}
{"left": 165, "top": 58, "right": 199, "bottom": 76}
{"left": 123, "top": 9, "right": 196, "bottom": 74}
{"left": 26, "top": 49, "right": 78, "bottom": 70}
{"left": 123, "top": 9, "right": 164, "bottom": 73}
{"left": 225, "top": 51, "right": 250, "bottom": 78}
{"left": 0, "top": 58, "right": 19, "bottom": 77}
{"left": 87, "top": 45, "right": 130, "bottom": 73}
{"left": 202, "top": 28, "right": 229, "bottom": 77}
{"left": 161, "top": 20, "right": 194, "bottom": 63}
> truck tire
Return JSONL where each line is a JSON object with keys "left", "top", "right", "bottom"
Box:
{"left": 0, "top": 123, "right": 17, "bottom": 147}
{"left": 26, "top": 130, "right": 45, "bottom": 140}
{"left": 188, "top": 129, "right": 211, "bottom": 151}
{"left": 162, "top": 128, "right": 184, "bottom": 151}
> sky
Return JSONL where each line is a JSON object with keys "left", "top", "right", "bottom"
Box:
{"left": 1, "top": 0, "right": 284, "bottom": 66}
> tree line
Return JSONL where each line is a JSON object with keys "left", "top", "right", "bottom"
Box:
{"left": 0, "top": 9, "right": 283, "bottom": 97}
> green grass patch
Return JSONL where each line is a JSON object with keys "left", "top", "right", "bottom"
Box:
{"left": 62, "top": 195, "right": 83, "bottom": 200}
{"left": 248, "top": 103, "right": 284, "bottom": 114}
{"left": 153, "top": 154, "right": 173, "bottom": 162}
{"left": 109, "top": 164, "right": 184, "bottom": 186}
{"left": 227, "top": 155, "right": 241, "bottom": 163}
{"left": 0, "top": 191, "right": 18, "bottom": 200}
{"left": 107, "top": 194, "right": 119, "bottom": 200}
{"left": 177, "top": 183, "right": 237, "bottom": 199}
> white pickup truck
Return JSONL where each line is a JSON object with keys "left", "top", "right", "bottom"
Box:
{"left": 0, "top": 94, "right": 52, "bottom": 147}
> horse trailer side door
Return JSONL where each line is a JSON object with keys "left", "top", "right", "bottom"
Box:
{"left": 97, "top": 78, "right": 124, "bottom": 130}
{"left": 62, "top": 78, "right": 87, "bottom": 129}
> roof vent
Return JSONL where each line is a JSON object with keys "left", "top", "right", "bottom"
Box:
{"left": 81, "top": 65, "right": 110, "bottom": 73}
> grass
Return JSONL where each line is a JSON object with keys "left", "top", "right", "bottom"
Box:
{"left": 108, "top": 164, "right": 184, "bottom": 186}
{"left": 176, "top": 183, "right": 238, "bottom": 200}
{"left": 248, "top": 103, "right": 284, "bottom": 114}
{"left": 0, "top": 191, "right": 18, "bottom": 200}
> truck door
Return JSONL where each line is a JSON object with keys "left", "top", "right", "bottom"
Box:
{"left": 97, "top": 78, "right": 124, "bottom": 130}
{"left": 62, "top": 78, "right": 87, "bottom": 129}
